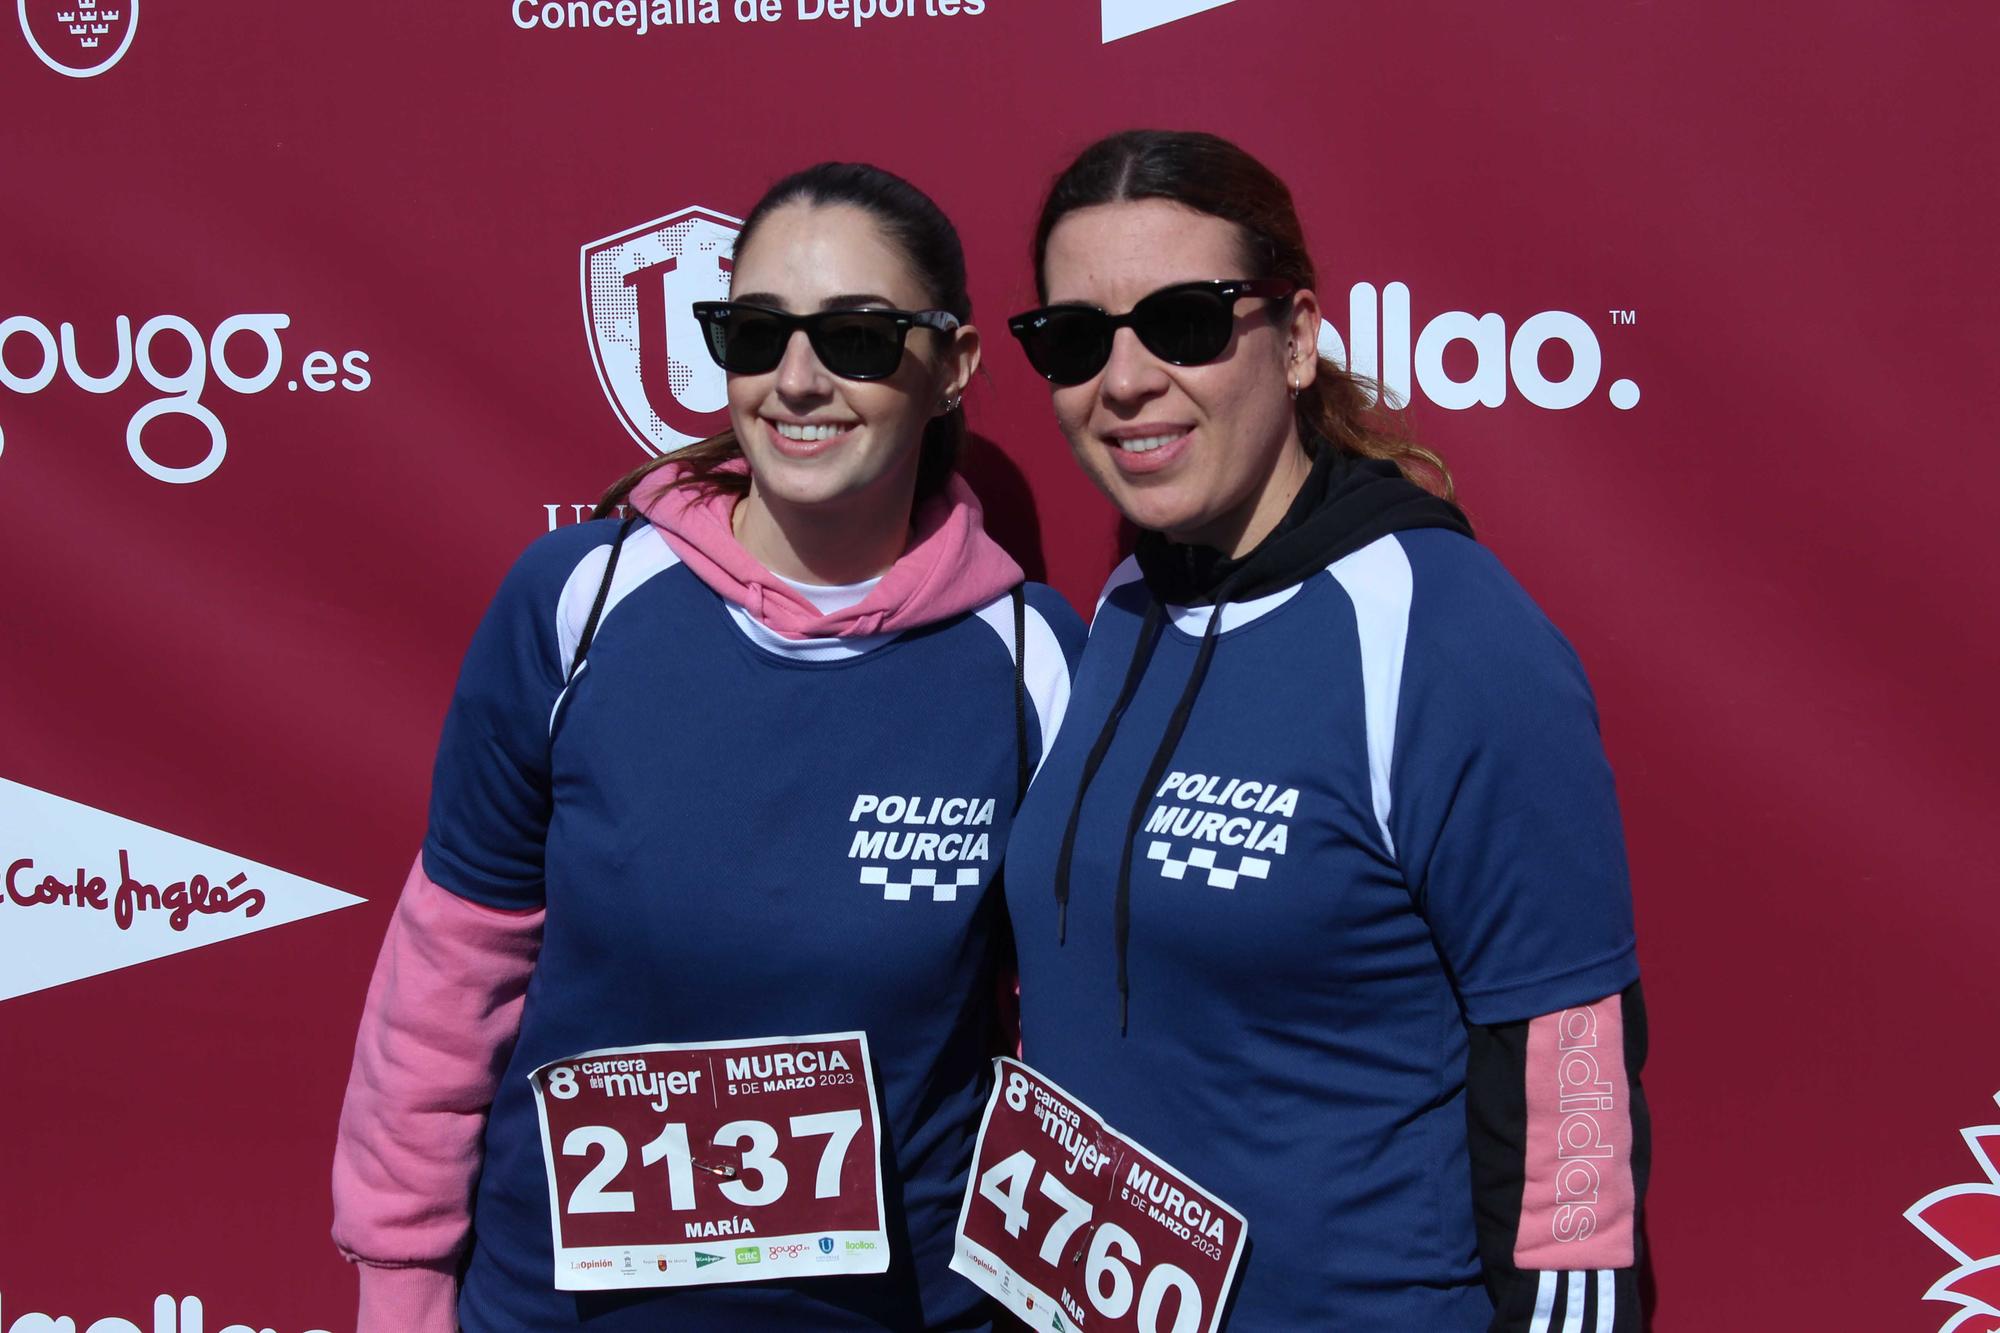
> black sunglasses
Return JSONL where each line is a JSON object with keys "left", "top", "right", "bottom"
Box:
{"left": 1008, "top": 279, "right": 1297, "bottom": 386}
{"left": 690, "top": 301, "right": 961, "bottom": 382}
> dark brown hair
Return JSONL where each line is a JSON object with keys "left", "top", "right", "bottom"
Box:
{"left": 597, "top": 161, "right": 971, "bottom": 518}
{"left": 1031, "top": 129, "right": 1453, "bottom": 499}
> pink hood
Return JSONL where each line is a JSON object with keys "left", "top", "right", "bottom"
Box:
{"left": 630, "top": 461, "right": 1023, "bottom": 639}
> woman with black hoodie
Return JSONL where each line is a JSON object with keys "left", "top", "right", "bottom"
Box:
{"left": 999, "top": 130, "right": 1650, "bottom": 1331}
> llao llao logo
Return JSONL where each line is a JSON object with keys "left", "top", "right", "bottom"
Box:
{"left": 18, "top": 0, "right": 137, "bottom": 77}
{"left": 582, "top": 206, "right": 740, "bottom": 457}
{"left": 1907, "top": 1092, "right": 2000, "bottom": 1332}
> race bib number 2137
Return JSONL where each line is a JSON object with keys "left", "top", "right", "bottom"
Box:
{"left": 531, "top": 1032, "right": 889, "bottom": 1291}
{"left": 951, "top": 1058, "right": 1247, "bottom": 1333}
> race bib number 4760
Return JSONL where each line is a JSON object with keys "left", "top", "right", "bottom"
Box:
{"left": 951, "top": 1058, "right": 1247, "bottom": 1333}
{"left": 531, "top": 1032, "right": 889, "bottom": 1291}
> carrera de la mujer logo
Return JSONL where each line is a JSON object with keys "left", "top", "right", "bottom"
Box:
{"left": 1906, "top": 1091, "right": 2000, "bottom": 1332}
{"left": 17, "top": 0, "right": 137, "bottom": 76}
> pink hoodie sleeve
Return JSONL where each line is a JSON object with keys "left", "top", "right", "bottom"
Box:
{"left": 332, "top": 855, "right": 544, "bottom": 1332}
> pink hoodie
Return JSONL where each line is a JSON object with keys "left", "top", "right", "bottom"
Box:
{"left": 331, "top": 463, "right": 1023, "bottom": 1331}
{"left": 630, "top": 461, "right": 1022, "bottom": 637}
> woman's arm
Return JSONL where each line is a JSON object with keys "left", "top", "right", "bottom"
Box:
{"left": 332, "top": 857, "right": 543, "bottom": 1333}
{"left": 1468, "top": 982, "right": 1651, "bottom": 1333}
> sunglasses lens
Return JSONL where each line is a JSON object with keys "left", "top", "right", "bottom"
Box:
{"left": 1021, "top": 308, "right": 1113, "bottom": 386}
{"left": 812, "top": 312, "right": 904, "bottom": 379}
{"left": 708, "top": 307, "right": 789, "bottom": 374}
{"left": 1133, "top": 287, "right": 1235, "bottom": 365}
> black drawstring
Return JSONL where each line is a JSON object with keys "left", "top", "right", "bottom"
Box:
{"left": 1052, "top": 574, "right": 1248, "bottom": 1034}
{"left": 567, "top": 514, "right": 642, "bottom": 684}
{"left": 1108, "top": 586, "right": 1239, "bottom": 1032}
{"left": 1053, "top": 599, "right": 1167, "bottom": 944}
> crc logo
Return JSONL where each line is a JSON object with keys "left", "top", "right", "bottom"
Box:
{"left": 582, "top": 206, "right": 739, "bottom": 457}
{"left": 18, "top": 0, "right": 137, "bottom": 76}
{"left": 1906, "top": 1091, "right": 2000, "bottom": 1332}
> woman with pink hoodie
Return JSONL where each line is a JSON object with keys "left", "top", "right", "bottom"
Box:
{"left": 332, "top": 162, "right": 1083, "bottom": 1333}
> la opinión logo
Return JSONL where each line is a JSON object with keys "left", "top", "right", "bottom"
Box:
{"left": 1906, "top": 1091, "right": 2000, "bottom": 1332}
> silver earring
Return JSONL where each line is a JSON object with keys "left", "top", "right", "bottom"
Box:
{"left": 942, "top": 394, "right": 961, "bottom": 413}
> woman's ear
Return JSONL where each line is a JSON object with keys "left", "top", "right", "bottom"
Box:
{"left": 936, "top": 323, "right": 982, "bottom": 416}
{"left": 1283, "top": 288, "right": 1322, "bottom": 386}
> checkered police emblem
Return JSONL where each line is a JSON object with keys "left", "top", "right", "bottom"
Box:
{"left": 1147, "top": 841, "right": 1271, "bottom": 890}
{"left": 859, "top": 865, "right": 983, "bottom": 903}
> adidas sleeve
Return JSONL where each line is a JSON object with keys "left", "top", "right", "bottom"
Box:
{"left": 1468, "top": 983, "right": 1651, "bottom": 1332}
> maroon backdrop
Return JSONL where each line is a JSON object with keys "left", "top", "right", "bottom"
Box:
{"left": 4, "top": 2, "right": 1997, "bottom": 1329}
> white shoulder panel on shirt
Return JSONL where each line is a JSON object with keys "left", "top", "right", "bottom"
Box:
{"left": 555, "top": 524, "right": 683, "bottom": 672}
{"left": 1093, "top": 555, "right": 1144, "bottom": 625}
{"left": 972, "top": 593, "right": 1074, "bottom": 777}
{"left": 549, "top": 526, "right": 683, "bottom": 732}
{"left": 1325, "top": 533, "right": 1415, "bottom": 859}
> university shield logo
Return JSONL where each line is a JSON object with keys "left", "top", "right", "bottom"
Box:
{"left": 1906, "top": 1092, "right": 2000, "bottom": 1332}
{"left": 818, "top": 1236, "right": 835, "bottom": 1255}
{"left": 581, "top": 206, "right": 741, "bottom": 457}
{"left": 18, "top": 0, "right": 138, "bottom": 77}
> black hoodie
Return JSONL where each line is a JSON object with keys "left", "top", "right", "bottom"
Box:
{"left": 1050, "top": 444, "right": 1474, "bottom": 1026}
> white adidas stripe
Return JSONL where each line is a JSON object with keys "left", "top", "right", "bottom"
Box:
{"left": 1529, "top": 1270, "right": 1559, "bottom": 1333}
{"left": 1561, "top": 1269, "right": 1587, "bottom": 1331}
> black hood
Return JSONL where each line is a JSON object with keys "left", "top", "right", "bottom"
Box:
{"left": 1054, "top": 444, "right": 1474, "bottom": 1031}
{"left": 1134, "top": 446, "right": 1472, "bottom": 606}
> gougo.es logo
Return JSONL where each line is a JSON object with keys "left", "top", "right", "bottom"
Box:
{"left": 0, "top": 313, "right": 371, "bottom": 484}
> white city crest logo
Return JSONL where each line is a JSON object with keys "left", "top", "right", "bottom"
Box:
{"left": 1101, "top": 0, "right": 1236, "bottom": 43}
{"left": 582, "top": 206, "right": 741, "bottom": 458}
{"left": 0, "top": 777, "right": 363, "bottom": 1001}
{"left": 18, "top": 0, "right": 138, "bottom": 77}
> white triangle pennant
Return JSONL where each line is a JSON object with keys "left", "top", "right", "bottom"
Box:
{"left": 0, "top": 777, "right": 365, "bottom": 1001}
{"left": 1101, "top": 0, "right": 1239, "bottom": 43}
